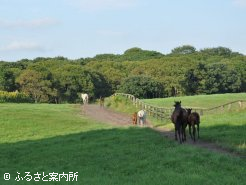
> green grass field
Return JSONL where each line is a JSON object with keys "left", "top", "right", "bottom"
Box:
{"left": 0, "top": 103, "right": 245, "bottom": 185}
{"left": 201, "top": 110, "right": 246, "bottom": 153}
{"left": 143, "top": 93, "right": 246, "bottom": 108}
{"left": 0, "top": 104, "right": 112, "bottom": 143}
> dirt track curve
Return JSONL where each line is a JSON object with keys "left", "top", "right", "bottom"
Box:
{"left": 82, "top": 104, "right": 244, "bottom": 158}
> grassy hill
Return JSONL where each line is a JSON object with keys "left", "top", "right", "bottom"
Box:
{"left": 143, "top": 93, "right": 246, "bottom": 109}
{"left": 0, "top": 103, "right": 245, "bottom": 185}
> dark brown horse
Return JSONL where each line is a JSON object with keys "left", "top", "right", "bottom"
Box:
{"left": 186, "top": 108, "right": 200, "bottom": 142}
{"left": 171, "top": 101, "right": 188, "bottom": 143}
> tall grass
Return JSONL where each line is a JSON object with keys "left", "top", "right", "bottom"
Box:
{"left": 105, "top": 95, "right": 139, "bottom": 114}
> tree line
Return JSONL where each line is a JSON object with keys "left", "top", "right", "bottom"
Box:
{"left": 0, "top": 45, "right": 245, "bottom": 103}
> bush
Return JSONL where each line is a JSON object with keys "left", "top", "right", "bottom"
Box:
{"left": 118, "top": 75, "right": 165, "bottom": 99}
{"left": 0, "top": 91, "right": 33, "bottom": 103}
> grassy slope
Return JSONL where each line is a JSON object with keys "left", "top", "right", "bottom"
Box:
{"left": 201, "top": 110, "right": 246, "bottom": 153}
{"left": 0, "top": 104, "right": 112, "bottom": 143}
{"left": 104, "top": 96, "right": 139, "bottom": 114}
{"left": 0, "top": 103, "right": 245, "bottom": 185}
{"left": 143, "top": 93, "right": 246, "bottom": 108}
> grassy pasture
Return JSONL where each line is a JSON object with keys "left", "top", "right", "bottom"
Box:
{"left": 0, "top": 103, "right": 245, "bottom": 185}
{"left": 201, "top": 110, "right": 246, "bottom": 154}
{"left": 143, "top": 93, "right": 246, "bottom": 109}
{"left": 0, "top": 104, "right": 112, "bottom": 143}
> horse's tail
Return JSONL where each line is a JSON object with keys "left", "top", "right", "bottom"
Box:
{"left": 196, "top": 113, "right": 200, "bottom": 124}
{"left": 192, "top": 112, "right": 200, "bottom": 124}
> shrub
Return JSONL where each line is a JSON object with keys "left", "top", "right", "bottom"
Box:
{"left": 0, "top": 91, "right": 33, "bottom": 103}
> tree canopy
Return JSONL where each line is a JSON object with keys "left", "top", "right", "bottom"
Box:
{"left": 0, "top": 46, "right": 245, "bottom": 103}
{"left": 171, "top": 45, "right": 196, "bottom": 55}
{"left": 119, "top": 75, "right": 164, "bottom": 98}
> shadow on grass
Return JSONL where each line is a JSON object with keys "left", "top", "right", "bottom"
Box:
{"left": 0, "top": 127, "right": 245, "bottom": 185}
{"left": 200, "top": 124, "right": 246, "bottom": 156}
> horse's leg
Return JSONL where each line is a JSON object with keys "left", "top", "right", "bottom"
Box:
{"left": 197, "top": 123, "right": 200, "bottom": 139}
{"left": 181, "top": 124, "right": 184, "bottom": 142}
{"left": 174, "top": 125, "right": 178, "bottom": 140}
{"left": 178, "top": 127, "right": 182, "bottom": 144}
{"left": 192, "top": 124, "right": 196, "bottom": 142}
{"left": 189, "top": 124, "right": 192, "bottom": 140}
{"left": 177, "top": 122, "right": 182, "bottom": 143}
{"left": 183, "top": 125, "right": 186, "bottom": 141}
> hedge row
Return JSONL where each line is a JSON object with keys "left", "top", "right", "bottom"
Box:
{"left": 0, "top": 91, "right": 33, "bottom": 103}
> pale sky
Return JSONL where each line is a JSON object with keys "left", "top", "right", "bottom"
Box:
{"left": 0, "top": 0, "right": 246, "bottom": 61}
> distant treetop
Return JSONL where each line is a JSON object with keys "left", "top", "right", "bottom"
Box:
{"left": 171, "top": 45, "right": 197, "bottom": 55}
{"left": 124, "top": 47, "right": 143, "bottom": 54}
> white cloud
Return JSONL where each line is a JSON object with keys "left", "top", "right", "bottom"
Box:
{"left": 0, "top": 41, "right": 46, "bottom": 52}
{"left": 0, "top": 18, "right": 59, "bottom": 29}
{"left": 232, "top": 0, "right": 246, "bottom": 7}
{"left": 66, "top": 0, "right": 139, "bottom": 11}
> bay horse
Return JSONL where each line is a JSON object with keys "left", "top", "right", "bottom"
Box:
{"left": 186, "top": 108, "right": 200, "bottom": 142}
{"left": 171, "top": 101, "right": 188, "bottom": 143}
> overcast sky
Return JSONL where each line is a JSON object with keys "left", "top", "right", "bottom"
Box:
{"left": 0, "top": 0, "right": 246, "bottom": 61}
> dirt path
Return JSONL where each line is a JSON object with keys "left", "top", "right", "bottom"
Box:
{"left": 82, "top": 104, "right": 244, "bottom": 158}
{"left": 82, "top": 104, "right": 132, "bottom": 126}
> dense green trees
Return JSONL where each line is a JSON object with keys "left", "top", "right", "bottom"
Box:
{"left": 16, "top": 70, "right": 56, "bottom": 103}
{"left": 182, "top": 63, "right": 242, "bottom": 95}
{"left": 171, "top": 45, "right": 196, "bottom": 55}
{"left": 119, "top": 76, "right": 164, "bottom": 98}
{"left": 52, "top": 65, "right": 110, "bottom": 103}
{"left": 200, "top": 47, "right": 234, "bottom": 57}
{"left": 0, "top": 46, "right": 245, "bottom": 103}
{"left": 0, "top": 68, "right": 16, "bottom": 92}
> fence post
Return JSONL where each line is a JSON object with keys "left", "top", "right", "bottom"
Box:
{"left": 221, "top": 105, "right": 224, "bottom": 112}
{"left": 228, "top": 103, "right": 232, "bottom": 111}
{"left": 239, "top": 101, "right": 242, "bottom": 109}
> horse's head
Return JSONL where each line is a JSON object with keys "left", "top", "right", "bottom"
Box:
{"left": 186, "top": 108, "right": 192, "bottom": 115}
{"left": 173, "top": 101, "right": 181, "bottom": 108}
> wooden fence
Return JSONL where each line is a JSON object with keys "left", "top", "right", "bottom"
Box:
{"left": 113, "top": 93, "right": 246, "bottom": 120}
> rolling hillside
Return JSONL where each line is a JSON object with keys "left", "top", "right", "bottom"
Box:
{"left": 143, "top": 93, "right": 246, "bottom": 109}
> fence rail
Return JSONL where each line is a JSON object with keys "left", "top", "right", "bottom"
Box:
{"left": 113, "top": 93, "right": 246, "bottom": 120}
